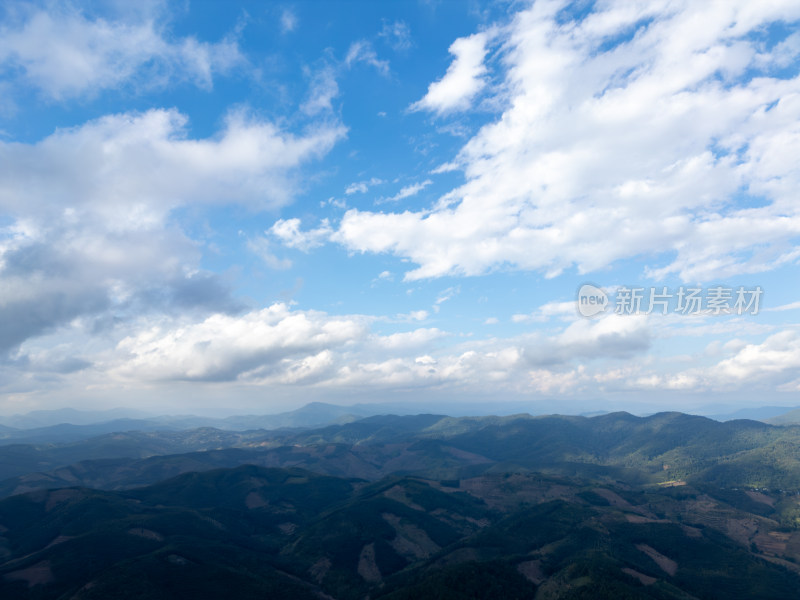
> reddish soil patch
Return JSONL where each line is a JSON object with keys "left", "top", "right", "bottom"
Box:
{"left": 245, "top": 491, "right": 268, "bottom": 509}
{"left": 517, "top": 559, "right": 545, "bottom": 584}
{"left": 636, "top": 544, "right": 677, "bottom": 576}
{"left": 622, "top": 567, "right": 657, "bottom": 585}
{"left": 309, "top": 557, "right": 331, "bottom": 583}
{"left": 357, "top": 543, "right": 382, "bottom": 583}
{"left": 128, "top": 528, "right": 164, "bottom": 541}
{"left": 592, "top": 488, "right": 632, "bottom": 508}
{"left": 277, "top": 522, "right": 297, "bottom": 535}
{"left": 745, "top": 490, "right": 775, "bottom": 507}
{"left": 725, "top": 518, "right": 759, "bottom": 546}
{"left": 625, "top": 514, "right": 668, "bottom": 524}
{"left": 754, "top": 531, "right": 790, "bottom": 556}
{"left": 681, "top": 525, "right": 703, "bottom": 538}
{"left": 44, "top": 535, "right": 75, "bottom": 549}
{"left": 4, "top": 561, "right": 53, "bottom": 587}
{"left": 45, "top": 489, "right": 81, "bottom": 512}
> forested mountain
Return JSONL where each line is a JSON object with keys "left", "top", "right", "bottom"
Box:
{"left": 3, "top": 412, "right": 800, "bottom": 497}
{"left": 1, "top": 412, "right": 800, "bottom": 599}
{"left": 767, "top": 408, "right": 800, "bottom": 426}
{"left": 1, "top": 464, "right": 799, "bottom": 599}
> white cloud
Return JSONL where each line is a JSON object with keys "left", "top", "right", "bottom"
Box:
{"left": 435, "top": 286, "right": 459, "bottom": 305}
{"left": 247, "top": 236, "right": 292, "bottom": 270}
{"left": 380, "top": 20, "right": 412, "bottom": 51}
{"left": 301, "top": 37, "right": 392, "bottom": 119}
{"left": 30, "top": 296, "right": 652, "bottom": 394}
{"left": 280, "top": 9, "right": 298, "bottom": 33}
{"left": 767, "top": 301, "right": 800, "bottom": 312}
{"left": 332, "top": 1, "right": 800, "bottom": 282}
{"left": 373, "top": 328, "right": 445, "bottom": 351}
{"left": 385, "top": 179, "right": 433, "bottom": 202}
{"left": 513, "top": 301, "right": 578, "bottom": 323}
{"left": 303, "top": 37, "right": 391, "bottom": 116}
{"left": 512, "top": 314, "right": 651, "bottom": 368}
{"left": 622, "top": 327, "right": 800, "bottom": 394}
{"left": 391, "top": 310, "right": 428, "bottom": 322}
{"left": 270, "top": 218, "right": 334, "bottom": 251}
{"left": 15, "top": 287, "right": 795, "bottom": 405}
{"left": 301, "top": 66, "right": 339, "bottom": 115}
{"left": 113, "top": 304, "right": 369, "bottom": 382}
{"left": 345, "top": 40, "right": 390, "bottom": 76}
{"left": 715, "top": 330, "right": 800, "bottom": 381}
{"left": 0, "top": 7, "right": 243, "bottom": 99}
{"left": 345, "top": 177, "right": 384, "bottom": 195}
{"left": 430, "top": 161, "right": 459, "bottom": 174}
{"left": 0, "top": 108, "right": 344, "bottom": 352}
{"left": 0, "top": 109, "right": 344, "bottom": 224}
{"left": 410, "top": 31, "right": 490, "bottom": 114}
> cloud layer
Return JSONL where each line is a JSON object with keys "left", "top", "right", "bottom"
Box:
{"left": 1, "top": 0, "right": 798, "bottom": 414}
{"left": 0, "top": 109, "right": 344, "bottom": 356}
{"left": 327, "top": 0, "right": 800, "bottom": 282}
{"left": 0, "top": 5, "right": 242, "bottom": 99}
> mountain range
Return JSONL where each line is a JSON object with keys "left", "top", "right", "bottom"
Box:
{"left": 0, "top": 410, "right": 799, "bottom": 598}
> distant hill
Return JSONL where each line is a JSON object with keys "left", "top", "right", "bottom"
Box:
{"left": 3, "top": 411, "right": 800, "bottom": 499}
{"left": 0, "top": 400, "right": 598, "bottom": 435}
{"left": 709, "top": 406, "right": 800, "bottom": 422}
{"left": 0, "top": 419, "right": 185, "bottom": 445}
{"left": 0, "top": 407, "right": 152, "bottom": 429}
{"left": 0, "top": 402, "right": 421, "bottom": 441}
{"left": 766, "top": 407, "right": 800, "bottom": 425}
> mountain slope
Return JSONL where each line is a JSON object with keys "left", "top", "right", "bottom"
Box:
{"left": 4, "top": 412, "right": 800, "bottom": 499}
{"left": 1, "top": 465, "right": 799, "bottom": 599}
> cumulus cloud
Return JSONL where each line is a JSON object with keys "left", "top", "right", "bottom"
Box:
{"left": 270, "top": 218, "right": 334, "bottom": 251}
{"left": 527, "top": 315, "right": 652, "bottom": 366}
{"left": 622, "top": 328, "right": 800, "bottom": 394}
{"left": 0, "top": 220, "right": 221, "bottom": 356}
{"left": 17, "top": 289, "right": 793, "bottom": 403}
{"left": 410, "top": 31, "right": 490, "bottom": 114}
{"left": 373, "top": 328, "right": 445, "bottom": 351}
{"left": 0, "top": 109, "right": 345, "bottom": 224}
{"left": 113, "top": 303, "right": 369, "bottom": 382}
{"left": 333, "top": 1, "right": 800, "bottom": 282}
{"left": 97, "top": 300, "right": 655, "bottom": 392}
{"left": 0, "top": 6, "right": 243, "bottom": 99}
{"left": 714, "top": 330, "right": 800, "bottom": 382}
{"left": 0, "top": 109, "right": 344, "bottom": 352}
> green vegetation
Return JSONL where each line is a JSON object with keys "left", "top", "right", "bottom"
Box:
{"left": 1, "top": 412, "right": 800, "bottom": 598}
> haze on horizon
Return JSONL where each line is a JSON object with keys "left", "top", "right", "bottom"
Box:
{"left": 1, "top": 0, "right": 799, "bottom": 418}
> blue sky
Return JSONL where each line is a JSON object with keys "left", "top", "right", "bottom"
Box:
{"left": 1, "top": 0, "right": 799, "bottom": 416}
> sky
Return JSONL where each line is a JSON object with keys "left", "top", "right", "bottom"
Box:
{"left": 0, "top": 0, "right": 799, "bottom": 417}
